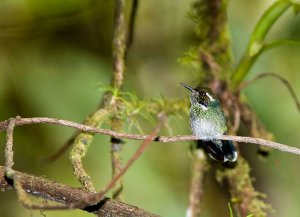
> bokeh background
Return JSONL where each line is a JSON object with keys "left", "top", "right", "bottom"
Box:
{"left": 0, "top": 0, "right": 300, "bottom": 216}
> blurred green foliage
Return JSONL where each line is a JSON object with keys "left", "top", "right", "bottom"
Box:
{"left": 0, "top": 0, "right": 299, "bottom": 217}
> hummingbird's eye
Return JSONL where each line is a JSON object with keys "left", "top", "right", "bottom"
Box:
{"left": 191, "top": 87, "right": 217, "bottom": 109}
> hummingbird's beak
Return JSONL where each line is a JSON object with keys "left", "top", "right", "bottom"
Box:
{"left": 180, "top": 83, "right": 195, "bottom": 92}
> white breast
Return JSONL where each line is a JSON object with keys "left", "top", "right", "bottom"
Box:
{"left": 190, "top": 105, "right": 227, "bottom": 140}
{"left": 190, "top": 117, "right": 223, "bottom": 140}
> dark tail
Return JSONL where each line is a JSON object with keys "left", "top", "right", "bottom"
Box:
{"left": 199, "top": 140, "right": 237, "bottom": 162}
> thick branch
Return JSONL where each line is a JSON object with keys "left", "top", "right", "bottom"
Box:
{"left": 217, "top": 157, "right": 271, "bottom": 216}
{"left": 0, "top": 165, "right": 159, "bottom": 217}
{"left": 0, "top": 117, "right": 299, "bottom": 156}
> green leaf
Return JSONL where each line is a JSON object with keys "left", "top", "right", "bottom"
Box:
{"left": 249, "top": 1, "right": 291, "bottom": 46}
{"left": 133, "top": 118, "right": 144, "bottom": 134}
{"left": 139, "top": 112, "right": 156, "bottom": 126}
{"left": 96, "top": 84, "right": 115, "bottom": 93}
{"left": 261, "top": 39, "right": 300, "bottom": 53}
{"left": 231, "top": 0, "right": 292, "bottom": 88}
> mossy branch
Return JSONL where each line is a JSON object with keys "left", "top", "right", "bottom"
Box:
{"left": 1, "top": 115, "right": 165, "bottom": 213}
{"left": 217, "top": 158, "right": 272, "bottom": 216}
{"left": 110, "top": 0, "right": 127, "bottom": 199}
{"left": 186, "top": 149, "right": 208, "bottom": 217}
{"left": 0, "top": 166, "right": 159, "bottom": 216}
{"left": 112, "top": 0, "right": 126, "bottom": 89}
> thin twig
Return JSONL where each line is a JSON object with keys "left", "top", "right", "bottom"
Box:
{"left": 219, "top": 135, "right": 300, "bottom": 155}
{"left": 127, "top": 0, "right": 139, "bottom": 51}
{"left": 110, "top": 0, "right": 127, "bottom": 199}
{"left": 3, "top": 118, "right": 72, "bottom": 210}
{"left": 237, "top": 72, "right": 300, "bottom": 113}
{"left": 76, "top": 113, "right": 166, "bottom": 207}
{"left": 111, "top": 0, "right": 127, "bottom": 199}
{"left": 0, "top": 117, "right": 300, "bottom": 156}
{"left": 44, "top": 136, "right": 75, "bottom": 162}
{"left": 238, "top": 100, "right": 274, "bottom": 156}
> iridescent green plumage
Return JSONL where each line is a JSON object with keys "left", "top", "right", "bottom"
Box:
{"left": 181, "top": 83, "right": 237, "bottom": 162}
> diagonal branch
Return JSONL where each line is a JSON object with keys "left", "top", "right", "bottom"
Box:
{"left": 0, "top": 166, "right": 159, "bottom": 217}
{"left": 1, "top": 115, "right": 165, "bottom": 212}
{"left": 127, "top": 0, "right": 139, "bottom": 51}
{"left": 73, "top": 113, "right": 166, "bottom": 207}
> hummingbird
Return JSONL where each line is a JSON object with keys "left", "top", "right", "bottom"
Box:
{"left": 181, "top": 83, "right": 237, "bottom": 162}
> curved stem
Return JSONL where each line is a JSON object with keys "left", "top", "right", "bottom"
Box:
{"left": 231, "top": 1, "right": 291, "bottom": 88}
{"left": 238, "top": 72, "right": 300, "bottom": 113}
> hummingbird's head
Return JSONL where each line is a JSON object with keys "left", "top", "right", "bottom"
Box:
{"left": 180, "top": 83, "right": 218, "bottom": 110}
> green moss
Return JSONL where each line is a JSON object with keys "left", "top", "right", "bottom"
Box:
{"left": 216, "top": 158, "right": 272, "bottom": 216}
{"left": 181, "top": 0, "right": 234, "bottom": 83}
